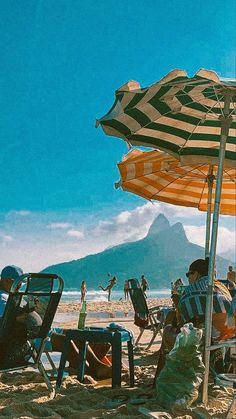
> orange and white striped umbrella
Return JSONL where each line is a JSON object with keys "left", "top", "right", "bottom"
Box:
{"left": 117, "top": 148, "right": 236, "bottom": 216}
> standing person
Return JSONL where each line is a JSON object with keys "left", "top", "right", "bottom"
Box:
{"left": 227, "top": 266, "right": 236, "bottom": 285}
{"left": 123, "top": 280, "right": 129, "bottom": 301}
{"left": 80, "top": 280, "right": 87, "bottom": 303}
{"left": 141, "top": 274, "right": 149, "bottom": 297}
{"left": 99, "top": 275, "right": 117, "bottom": 301}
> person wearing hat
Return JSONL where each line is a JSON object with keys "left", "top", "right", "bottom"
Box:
{"left": 180, "top": 259, "right": 234, "bottom": 340}
{"left": 0, "top": 265, "right": 23, "bottom": 319}
{"left": 154, "top": 258, "right": 235, "bottom": 383}
{"left": 0, "top": 265, "right": 112, "bottom": 378}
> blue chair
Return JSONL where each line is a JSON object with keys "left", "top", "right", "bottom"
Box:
{"left": 56, "top": 326, "right": 134, "bottom": 389}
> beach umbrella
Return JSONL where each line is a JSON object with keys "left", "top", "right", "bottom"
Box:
{"left": 97, "top": 69, "right": 236, "bottom": 168}
{"left": 116, "top": 148, "right": 236, "bottom": 257}
{"left": 97, "top": 69, "right": 236, "bottom": 404}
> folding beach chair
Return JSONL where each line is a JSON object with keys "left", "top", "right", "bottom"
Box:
{"left": 0, "top": 273, "right": 64, "bottom": 392}
{"left": 208, "top": 339, "right": 236, "bottom": 419}
{"left": 128, "top": 278, "right": 173, "bottom": 349}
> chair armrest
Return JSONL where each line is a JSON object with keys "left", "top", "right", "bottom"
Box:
{"left": 148, "top": 306, "right": 160, "bottom": 313}
{"left": 208, "top": 338, "right": 236, "bottom": 350}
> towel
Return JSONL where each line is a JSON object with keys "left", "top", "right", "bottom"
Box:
{"left": 108, "top": 322, "right": 134, "bottom": 344}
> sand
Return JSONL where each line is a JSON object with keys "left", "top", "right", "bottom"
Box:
{"left": 0, "top": 299, "right": 235, "bottom": 418}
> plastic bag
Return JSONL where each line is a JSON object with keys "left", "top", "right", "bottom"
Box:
{"left": 156, "top": 323, "right": 205, "bottom": 410}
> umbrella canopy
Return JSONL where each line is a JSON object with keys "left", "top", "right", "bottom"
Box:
{"left": 97, "top": 69, "right": 236, "bottom": 168}
{"left": 117, "top": 148, "right": 236, "bottom": 215}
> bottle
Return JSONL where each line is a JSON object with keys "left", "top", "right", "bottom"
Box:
{"left": 78, "top": 301, "right": 87, "bottom": 329}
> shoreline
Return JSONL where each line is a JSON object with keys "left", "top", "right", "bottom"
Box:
{"left": 57, "top": 297, "right": 172, "bottom": 314}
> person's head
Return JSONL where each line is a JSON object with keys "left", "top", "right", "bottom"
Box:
{"left": 186, "top": 259, "right": 208, "bottom": 284}
{"left": 141, "top": 275, "right": 145, "bottom": 280}
{"left": 0, "top": 265, "right": 23, "bottom": 292}
{"left": 229, "top": 266, "right": 233, "bottom": 272}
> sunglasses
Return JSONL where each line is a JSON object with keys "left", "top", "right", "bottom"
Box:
{"left": 186, "top": 270, "right": 195, "bottom": 278}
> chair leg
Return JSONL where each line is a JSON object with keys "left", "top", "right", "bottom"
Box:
{"left": 56, "top": 334, "right": 71, "bottom": 390}
{"left": 127, "top": 340, "right": 134, "bottom": 387}
{"left": 226, "top": 394, "right": 236, "bottom": 419}
{"left": 77, "top": 341, "right": 87, "bottom": 382}
{"left": 146, "top": 331, "right": 158, "bottom": 350}
{"left": 135, "top": 328, "right": 144, "bottom": 346}
{"left": 112, "top": 332, "right": 122, "bottom": 388}
{"left": 37, "top": 360, "right": 54, "bottom": 392}
{"left": 45, "top": 351, "right": 58, "bottom": 376}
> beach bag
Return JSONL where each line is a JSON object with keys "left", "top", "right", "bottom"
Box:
{"left": 156, "top": 323, "right": 205, "bottom": 412}
{"left": 134, "top": 313, "right": 148, "bottom": 328}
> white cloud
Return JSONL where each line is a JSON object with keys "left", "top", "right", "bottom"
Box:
{"left": 1, "top": 234, "right": 14, "bottom": 242}
{"left": 47, "top": 222, "right": 73, "bottom": 230}
{"left": 185, "top": 225, "right": 236, "bottom": 260}
{"left": 94, "top": 202, "right": 161, "bottom": 244}
{"left": 116, "top": 211, "right": 131, "bottom": 224}
{"left": 67, "top": 229, "right": 84, "bottom": 239}
{"left": 185, "top": 225, "right": 206, "bottom": 247}
{"left": 13, "top": 210, "right": 31, "bottom": 216}
{"left": 0, "top": 202, "right": 235, "bottom": 272}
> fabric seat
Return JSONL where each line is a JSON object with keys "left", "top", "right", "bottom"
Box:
{"left": 0, "top": 273, "right": 64, "bottom": 393}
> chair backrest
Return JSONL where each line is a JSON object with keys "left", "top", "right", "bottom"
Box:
{"left": 128, "top": 278, "right": 149, "bottom": 319}
{"left": 0, "top": 273, "right": 64, "bottom": 368}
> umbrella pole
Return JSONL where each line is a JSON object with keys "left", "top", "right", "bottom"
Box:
{"left": 202, "top": 94, "right": 232, "bottom": 405}
{"left": 205, "top": 167, "right": 214, "bottom": 258}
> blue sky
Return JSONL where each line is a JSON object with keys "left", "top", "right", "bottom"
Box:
{"left": 0, "top": 0, "right": 235, "bottom": 272}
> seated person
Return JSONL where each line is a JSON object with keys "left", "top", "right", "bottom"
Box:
{"left": 0, "top": 265, "right": 112, "bottom": 378}
{"left": 154, "top": 258, "right": 235, "bottom": 381}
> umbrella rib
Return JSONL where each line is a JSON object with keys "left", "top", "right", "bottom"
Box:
{"left": 178, "top": 93, "right": 227, "bottom": 150}
{"left": 126, "top": 91, "right": 225, "bottom": 141}
{"left": 223, "top": 168, "right": 236, "bottom": 183}
{"left": 229, "top": 100, "right": 236, "bottom": 118}
{"left": 179, "top": 88, "right": 225, "bottom": 116}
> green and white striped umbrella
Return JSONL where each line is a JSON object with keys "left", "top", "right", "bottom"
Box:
{"left": 97, "top": 69, "right": 236, "bottom": 405}
{"left": 97, "top": 69, "right": 236, "bottom": 168}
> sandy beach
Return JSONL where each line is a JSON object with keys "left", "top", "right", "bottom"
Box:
{"left": 0, "top": 299, "right": 235, "bottom": 418}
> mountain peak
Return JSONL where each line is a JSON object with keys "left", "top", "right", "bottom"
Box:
{"left": 147, "top": 214, "right": 170, "bottom": 236}
{"left": 170, "top": 222, "right": 188, "bottom": 240}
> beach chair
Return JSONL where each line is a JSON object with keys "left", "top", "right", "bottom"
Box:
{"left": 128, "top": 278, "right": 172, "bottom": 349}
{"left": 208, "top": 339, "right": 236, "bottom": 419}
{"left": 0, "top": 272, "right": 64, "bottom": 392}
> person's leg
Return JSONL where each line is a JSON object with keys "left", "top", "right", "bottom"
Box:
{"left": 89, "top": 342, "right": 110, "bottom": 360}
{"left": 50, "top": 332, "right": 112, "bottom": 379}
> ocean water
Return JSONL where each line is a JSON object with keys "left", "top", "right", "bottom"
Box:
{"left": 61, "top": 289, "right": 171, "bottom": 303}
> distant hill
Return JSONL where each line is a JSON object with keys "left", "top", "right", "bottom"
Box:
{"left": 41, "top": 214, "right": 232, "bottom": 289}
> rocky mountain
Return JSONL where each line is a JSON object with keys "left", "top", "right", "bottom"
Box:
{"left": 41, "top": 214, "right": 232, "bottom": 289}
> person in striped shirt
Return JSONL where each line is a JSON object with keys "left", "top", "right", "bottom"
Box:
{"left": 154, "top": 258, "right": 235, "bottom": 382}
{"left": 179, "top": 258, "right": 235, "bottom": 340}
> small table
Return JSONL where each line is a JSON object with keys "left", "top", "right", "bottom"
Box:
{"left": 56, "top": 327, "right": 135, "bottom": 389}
